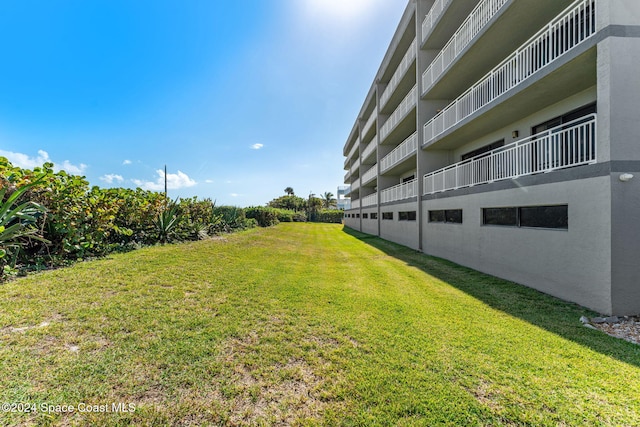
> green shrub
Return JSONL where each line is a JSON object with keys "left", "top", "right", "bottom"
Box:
{"left": 245, "top": 206, "right": 280, "bottom": 227}
{"left": 313, "top": 209, "right": 344, "bottom": 224}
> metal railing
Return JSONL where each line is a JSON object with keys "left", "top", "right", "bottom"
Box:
{"left": 362, "top": 109, "right": 377, "bottom": 137}
{"left": 362, "top": 136, "right": 377, "bottom": 161}
{"left": 423, "top": 0, "right": 596, "bottom": 145}
{"left": 423, "top": 114, "right": 596, "bottom": 194}
{"left": 381, "top": 132, "right": 418, "bottom": 173}
{"left": 350, "top": 158, "right": 361, "bottom": 175}
{"left": 422, "top": 0, "right": 453, "bottom": 43}
{"left": 380, "top": 85, "right": 417, "bottom": 142}
{"left": 380, "top": 39, "right": 417, "bottom": 109}
{"left": 422, "top": 0, "right": 509, "bottom": 94}
{"left": 361, "top": 164, "right": 378, "bottom": 185}
{"left": 381, "top": 179, "right": 418, "bottom": 204}
{"left": 362, "top": 192, "right": 378, "bottom": 207}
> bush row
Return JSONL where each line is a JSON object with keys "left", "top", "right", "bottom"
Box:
{"left": 0, "top": 159, "right": 345, "bottom": 277}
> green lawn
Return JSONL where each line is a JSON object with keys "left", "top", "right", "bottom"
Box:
{"left": 1, "top": 223, "right": 639, "bottom": 426}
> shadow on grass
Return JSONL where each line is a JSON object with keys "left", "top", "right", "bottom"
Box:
{"left": 342, "top": 226, "right": 640, "bottom": 368}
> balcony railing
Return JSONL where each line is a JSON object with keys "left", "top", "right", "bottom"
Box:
{"left": 380, "top": 85, "right": 417, "bottom": 142}
{"left": 424, "top": 0, "right": 596, "bottom": 145}
{"left": 423, "top": 114, "right": 596, "bottom": 194}
{"left": 362, "top": 164, "right": 378, "bottom": 185}
{"left": 351, "top": 199, "right": 361, "bottom": 209}
{"left": 362, "top": 192, "right": 378, "bottom": 207}
{"left": 422, "top": 0, "right": 453, "bottom": 44}
{"left": 350, "top": 158, "right": 361, "bottom": 175}
{"left": 362, "top": 109, "right": 377, "bottom": 137}
{"left": 380, "top": 39, "right": 417, "bottom": 109}
{"left": 344, "top": 170, "right": 351, "bottom": 183}
{"left": 381, "top": 132, "right": 418, "bottom": 173}
{"left": 381, "top": 179, "right": 418, "bottom": 204}
{"left": 351, "top": 179, "right": 361, "bottom": 192}
{"left": 422, "top": 0, "right": 509, "bottom": 94}
{"left": 362, "top": 136, "right": 378, "bottom": 161}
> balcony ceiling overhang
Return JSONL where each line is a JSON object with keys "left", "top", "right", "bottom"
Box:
{"left": 425, "top": 0, "right": 576, "bottom": 100}
{"left": 423, "top": 45, "right": 597, "bottom": 152}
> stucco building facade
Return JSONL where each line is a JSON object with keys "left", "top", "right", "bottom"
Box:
{"left": 343, "top": 0, "right": 640, "bottom": 315}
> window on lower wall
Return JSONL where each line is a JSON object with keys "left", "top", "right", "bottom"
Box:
{"left": 429, "top": 209, "right": 462, "bottom": 223}
{"left": 356, "top": 214, "right": 360, "bottom": 218}
{"left": 482, "top": 205, "right": 568, "bottom": 229}
{"left": 362, "top": 213, "right": 368, "bottom": 219}
{"left": 399, "top": 211, "right": 417, "bottom": 221}
{"left": 370, "top": 213, "right": 378, "bottom": 220}
{"left": 382, "top": 212, "right": 393, "bottom": 220}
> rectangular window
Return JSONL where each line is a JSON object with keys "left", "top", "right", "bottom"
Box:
{"left": 362, "top": 213, "right": 368, "bottom": 219}
{"left": 370, "top": 213, "right": 378, "bottom": 220}
{"left": 356, "top": 214, "right": 360, "bottom": 218}
{"left": 429, "top": 210, "right": 445, "bottom": 223}
{"left": 483, "top": 205, "right": 568, "bottom": 229}
{"left": 519, "top": 205, "right": 568, "bottom": 229}
{"left": 444, "top": 209, "right": 462, "bottom": 223}
{"left": 398, "top": 211, "right": 416, "bottom": 221}
{"left": 461, "top": 140, "right": 505, "bottom": 161}
{"left": 483, "top": 208, "right": 517, "bottom": 226}
{"left": 429, "top": 209, "right": 462, "bottom": 223}
{"left": 382, "top": 212, "right": 393, "bottom": 220}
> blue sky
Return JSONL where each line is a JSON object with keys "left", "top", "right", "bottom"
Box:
{"left": 0, "top": 0, "right": 407, "bottom": 206}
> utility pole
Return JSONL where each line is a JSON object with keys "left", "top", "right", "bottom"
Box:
{"left": 164, "top": 164, "right": 168, "bottom": 199}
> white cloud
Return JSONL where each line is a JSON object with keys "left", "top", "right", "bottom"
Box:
{"left": 122, "top": 159, "right": 132, "bottom": 165}
{"left": 100, "top": 174, "right": 124, "bottom": 184}
{"left": 0, "top": 149, "right": 87, "bottom": 175}
{"left": 132, "top": 169, "right": 196, "bottom": 191}
{"left": 230, "top": 193, "right": 239, "bottom": 198}
{"left": 251, "top": 143, "right": 264, "bottom": 150}
{"left": 205, "top": 179, "right": 214, "bottom": 183}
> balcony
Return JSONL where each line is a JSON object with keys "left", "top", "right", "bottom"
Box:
{"left": 381, "top": 132, "right": 418, "bottom": 173}
{"left": 381, "top": 179, "right": 418, "bottom": 204}
{"left": 361, "top": 164, "right": 378, "bottom": 185}
{"left": 362, "top": 136, "right": 378, "bottom": 163}
{"left": 422, "top": 0, "right": 509, "bottom": 95}
{"left": 421, "top": 0, "right": 453, "bottom": 44}
{"left": 350, "top": 158, "right": 361, "bottom": 176}
{"left": 362, "top": 192, "right": 378, "bottom": 208}
{"left": 344, "top": 170, "right": 351, "bottom": 183}
{"left": 362, "top": 109, "right": 377, "bottom": 138}
{"left": 380, "top": 85, "right": 417, "bottom": 142}
{"left": 351, "top": 179, "right": 361, "bottom": 192}
{"left": 351, "top": 199, "right": 361, "bottom": 209}
{"left": 423, "top": 114, "right": 596, "bottom": 194}
{"left": 423, "top": 0, "right": 596, "bottom": 146}
{"left": 380, "top": 39, "right": 417, "bottom": 109}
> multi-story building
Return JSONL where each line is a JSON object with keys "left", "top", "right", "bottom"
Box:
{"left": 343, "top": 0, "right": 640, "bottom": 315}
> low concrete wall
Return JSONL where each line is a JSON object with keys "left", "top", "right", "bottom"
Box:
{"left": 421, "top": 176, "right": 613, "bottom": 314}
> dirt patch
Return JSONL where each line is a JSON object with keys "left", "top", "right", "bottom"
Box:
{"left": 213, "top": 331, "right": 336, "bottom": 426}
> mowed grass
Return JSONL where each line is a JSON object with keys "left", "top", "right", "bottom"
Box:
{"left": 1, "top": 223, "right": 639, "bottom": 426}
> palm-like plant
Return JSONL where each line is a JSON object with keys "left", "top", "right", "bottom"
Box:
{"left": 322, "top": 192, "right": 337, "bottom": 209}
{"left": 0, "top": 179, "right": 49, "bottom": 275}
{"left": 284, "top": 187, "right": 295, "bottom": 196}
{"left": 153, "top": 200, "right": 181, "bottom": 245}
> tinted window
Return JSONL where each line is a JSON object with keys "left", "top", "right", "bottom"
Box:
{"left": 483, "top": 208, "right": 517, "bottom": 226}
{"left": 445, "top": 210, "right": 462, "bottom": 223}
{"left": 520, "top": 205, "right": 568, "bottom": 229}
{"left": 429, "top": 210, "right": 445, "bottom": 223}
